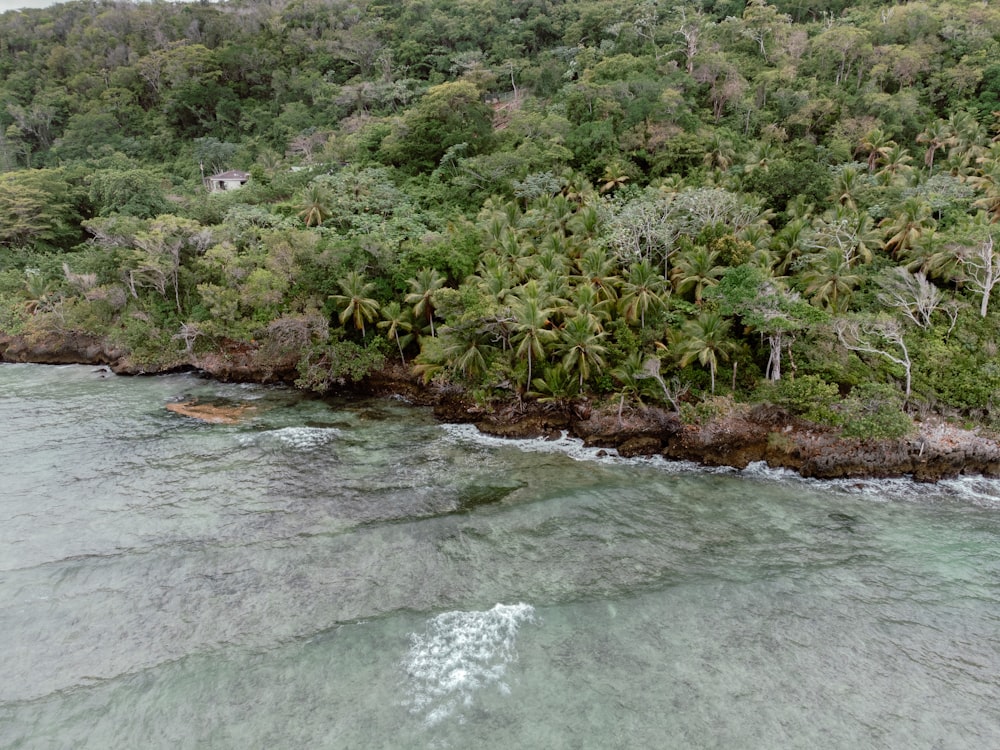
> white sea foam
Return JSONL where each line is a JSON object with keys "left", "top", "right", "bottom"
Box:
{"left": 440, "top": 423, "right": 709, "bottom": 472}
{"left": 238, "top": 426, "right": 341, "bottom": 450}
{"left": 742, "top": 460, "right": 1000, "bottom": 507}
{"left": 924, "top": 475, "right": 1000, "bottom": 509}
{"left": 442, "top": 424, "right": 1000, "bottom": 505}
{"left": 403, "top": 602, "right": 536, "bottom": 726}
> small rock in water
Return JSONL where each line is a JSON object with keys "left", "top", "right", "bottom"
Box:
{"left": 828, "top": 512, "right": 857, "bottom": 523}
{"left": 827, "top": 511, "right": 860, "bottom": 533}
{"left": 165, "top": 399, "right": 255, "bottom": 424}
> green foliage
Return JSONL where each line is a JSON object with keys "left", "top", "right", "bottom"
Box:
{"left": 0, "top": 169, "right": 85, "bottom": 252}
{"left": 0, "top": 0, "right": 996, "bottom": 435}
{"left": 113, "top": 314, "right": 184, "bottom": 370}
{"left": 742, "top": 155, "right": 833, "bottom": 218}
{"left": 380, "top": 81, "right": 494, "bottom": 173}
{"left": 0, "top": 292, "right": 27, "bottom": 334}
{"left": 910, "top": 321, "right": 1000, "bottom": 415}
{"left": 758, "top": 375, "right": 840, "bottom": 424}
{"left": 88, "top": 169, "right": 170, "bottom": 218}
{"left": 395, "top": 223, "right": 481, "bottom": 288}
{"left": 838, "top": 382, "right": 914, "bottom": 440}
{"left": 679, "top": 395, "right": 743, "bottom": 427}
{"left": 295, "top": 337, "right": 387, "bottom": 392}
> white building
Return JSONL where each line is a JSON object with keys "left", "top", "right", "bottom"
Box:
{"left": 206, "top": 170, "right": 250, "bottom": 192}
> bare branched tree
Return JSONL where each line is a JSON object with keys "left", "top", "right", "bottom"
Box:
{"left": 641, "top": 356, "right": 688, "bottom": 412}
{"left": 62, "top": 263, "right": 98, "bottom": 295}
{"left": 674, "top": 7, "right": 703, "bottom": 75}
{"left": 173, "top": 322, "right": 203, "bottom": 356}
{"left": 876, "top": 267, "right": 942, "bottom": 329}
{"left": 959, "top": 233, "right": 998, "bottom": 317}
{"left": 835, "top": 317, "right": 912, "bottom": 400}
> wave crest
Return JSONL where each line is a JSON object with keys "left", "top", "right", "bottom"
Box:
{"left": 403, "top": 602, "right": 536, "bottom": 726}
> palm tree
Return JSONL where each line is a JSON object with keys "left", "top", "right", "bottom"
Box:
{"left": 875, "top": 143, "right": 914, "bottom": 186}
{"left": 619, "top": 260, "right": 667, "bottom": 328}
{"left": 484, "top": 214, "right": 508, "bottom": 246}
{"left": 378, "top": 301, "right": 415, "bottom": 365}
{"left": 537, "top": 194, "right": 577, "bottom": 235}
{"left": 330, "top": 270, "right": 379, "bottom": 337}
{"left": 813, "top": 206, "right": 879, "bottom": 267}
{"left": 567, "top": 204, "right": 600, "bottom": 239}
{"left": 969, "top": 156, "right": 1000, "bottom": 222}
{"left": 900, "top": 229, "right": 958, "bottom": 283}
{"left": 703, "top": 131, "right": 736, "bottom": 171}
{"left": 772, "top": 217, "right": 811, "bottom": 275}
{"left": 800, "top": 248, "right": 861, "bottom": 312}
{"left": 560, "top": 169, "right": 594, "bottom": 204}
{"left": 611, "top": 351, "right": 649, "bottom": 409}
{"left": 471, "top": 257, "right": 517, "bottom": 305}
{"left": 676, "top": 311, "right": 735, "bottom": 394}
{"left": 298, "top": 184, "right": 332, "bottom": 227}
{"left": 599, "top": 163, "right": 630, "bottom": 194}
{"left": 529, "top": 239, "right": 571, "bottom": 278}
{"left": 558, "top": 315, "right": 607, "bottom": 388}
{"left": 916, "top": 119, "right": 953, "bottom": 173}
{"left": 438, "top": 322, "right": 496, "bottom": 381}
{"left": 493, "top": 226, "right": 529, "bottom": 280}
{"left": 511, "top": 291, "right": 557, "bottom": 389}
{"left": 829, "top": 165, "right": 863, "bottom": 210}
{"left": 405, "top": 267, "right": 447, "bottom": 337}
{"left": 785, "top": 194, "right": 816, "bottom": 221}
{"left": 575, "top": 247, "right": 621, "bottom": 302}
{"left": 839, "top": 207, "right": 880, "bottom": 265}
{"left": 860, "top": 128, "right": 894, "bottom": 174}
{"left": 22, "top": 269, "right": 57, "bottom": 314}
{"left": 529, "top": 364, "right": 580, "bottom": 405}
{"left": 737, "top": 224, "right": 772, "bottom": 253}
{"left": 880, "top": 197, "right": 936, "bottom": 257}
{"left": 946, "top": 111, "right": 988, "bottom": 175}
{"left": 671, "top": 246, "right": 724, "bottom": 304}
{"left": 571, "top": 283, "right": 614, "bottom": 332}
{"left": 743, "top": 141, "right": 780, "bottom": 175}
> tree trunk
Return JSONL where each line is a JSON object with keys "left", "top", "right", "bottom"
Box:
{"left": 766, "top": 332, "right": 782, "bottom": 381}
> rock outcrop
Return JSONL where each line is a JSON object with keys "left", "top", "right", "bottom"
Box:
{"left": 165, "top": 400, "right": 256, "bottom": 424}
{"left": 0, "top": 332, "right": 130, "bottom": 370}
{"left": 421, "top": 393, "right": 1000, "bottom": 482}
{"left": 3, "top": 330, "right": 998, "bottom": 482}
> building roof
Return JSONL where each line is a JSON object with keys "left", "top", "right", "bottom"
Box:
{"left": 209, "top": 170, "right": 251, "bottom": 180}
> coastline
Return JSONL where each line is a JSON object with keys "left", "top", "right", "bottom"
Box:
{"left": 2, "top": 330, "right": 998, "bottom": 483}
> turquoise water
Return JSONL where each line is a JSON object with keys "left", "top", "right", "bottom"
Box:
{"left": 1, "top": 363, "right": 998, "bottom": 748}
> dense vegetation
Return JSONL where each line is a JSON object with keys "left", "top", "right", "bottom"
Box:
{"left": 1, "top": 0, "right": 999, "bottom": 435}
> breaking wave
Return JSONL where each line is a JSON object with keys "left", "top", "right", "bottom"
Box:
{"left": 442, "top": 425, "right": 1000, "bottom": 506}
{"left": 238, "top": 426, "right": 342, "bottom": 450}
{"left": 440, "top": 423, "right": 706, "bottom": 472}
{"left": 402, "top": 603, "right": 537, "bottom": 726}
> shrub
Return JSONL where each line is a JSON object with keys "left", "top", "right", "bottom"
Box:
{"left": 295, "top": 337, "right": 386, "bottom": 392}
{"left": 838, "top": 382, "right": 914, "bottom": 440}
{"left": 760, "top": 374, "right": 840, "bottom": 424}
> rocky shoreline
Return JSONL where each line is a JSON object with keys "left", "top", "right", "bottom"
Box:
{"left": 2, "top": 331, "right": 998, "bottom": 483}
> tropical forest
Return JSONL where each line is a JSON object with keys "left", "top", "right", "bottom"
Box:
{"left": 2, "top": 0, "right": 1000, "bottom": 438}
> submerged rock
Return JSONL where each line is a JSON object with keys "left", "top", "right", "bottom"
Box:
{"left": 165, "top": 400, "right": 255, "bottom": 424}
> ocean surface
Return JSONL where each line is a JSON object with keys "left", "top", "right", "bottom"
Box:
{"left": 1, "top": 363, "right": 998, "bottom": 749}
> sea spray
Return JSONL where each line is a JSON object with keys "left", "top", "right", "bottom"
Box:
{"left": 403, "top": 603, "right": 537, "bottom": 726}
{"left": 237, "top": 426, "right": 342, "bottom": 450}
{"left": 440, "top": 423, "right": 708, "bottom": 471}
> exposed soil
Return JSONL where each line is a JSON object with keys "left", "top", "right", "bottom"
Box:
{"left": 3, "top": 330, "right": 998, "bottom": 482}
